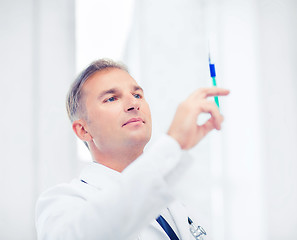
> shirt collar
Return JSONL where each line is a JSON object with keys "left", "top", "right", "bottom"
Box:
{"left": 79, "top": 162, "right": 122, "bottom": 190}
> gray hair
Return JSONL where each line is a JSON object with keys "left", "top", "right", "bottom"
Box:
{"left": 66, "top": 59, "right": 128, "bottom": 149}
{"left": 66, "top": 58, "right": 128, "bottom": 123}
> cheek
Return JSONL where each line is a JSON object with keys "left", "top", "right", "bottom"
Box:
{"left": 88, "top": 106, "right": 122, "bottom": 132}
{"left": 143, "top": 103, "right": 152, "bottom": 121}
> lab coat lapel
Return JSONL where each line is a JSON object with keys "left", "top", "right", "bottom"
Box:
{"left": 139, "top": 219, "right": 171, "bottom": 240}
{"left": 140, "top": 202, "right": 191, "bottom": 240}
{"left": 152, "top": 219, "right": 172, "bottom": 239}
{"left": 167, "top": 201, "right": 192, "bottom": 240}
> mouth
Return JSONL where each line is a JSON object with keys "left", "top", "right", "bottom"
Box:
{"left": 122, "top": 117, "right": 144, "bottom": 127}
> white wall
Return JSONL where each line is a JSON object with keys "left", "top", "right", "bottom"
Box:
{"left": 258, "top": 0, "right": 297, "bottom": 238}
{"left": 0, "top": 0, "right": 77, "bottom": 239}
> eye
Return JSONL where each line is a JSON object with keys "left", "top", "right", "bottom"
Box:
{"left": 105, "top": 96, "right": 117, "bottom": 103}
{"left": 134, "top": 93, "right": 142, "bottom": 99}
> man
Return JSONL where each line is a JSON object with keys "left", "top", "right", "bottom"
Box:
{"left": 35, "top": 59, "right": 229, "bottom": 239}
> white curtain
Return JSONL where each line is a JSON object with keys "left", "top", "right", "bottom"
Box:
{"left": 124, "top": 0, "right": 297, "bottom": 240}
{"left": 0, "top": 0, "right": 77, "bottom": 239}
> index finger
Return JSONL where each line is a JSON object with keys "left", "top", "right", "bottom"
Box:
{"left": 190, "top": 87, "right": 230, "bottom": 100}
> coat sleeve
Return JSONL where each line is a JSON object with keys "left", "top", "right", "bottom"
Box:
{"left": 35, "top": 135, "right": 190, "bottom": 240}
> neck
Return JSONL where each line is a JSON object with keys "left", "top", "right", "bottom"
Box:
{"left": 89, "top": 142, "right": 145, "bottom": 172}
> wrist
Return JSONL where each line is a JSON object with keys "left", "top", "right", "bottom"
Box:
{"left": 166, "top": 132, "right": 184, "bottom": 150}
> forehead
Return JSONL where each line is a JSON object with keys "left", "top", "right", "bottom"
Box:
{"left": 82, "top": 68, "right": 139, "bottom": 93}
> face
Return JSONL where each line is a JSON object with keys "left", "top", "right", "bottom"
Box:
{"left": 81, "top": 68, "right": 152, "bottom": 153}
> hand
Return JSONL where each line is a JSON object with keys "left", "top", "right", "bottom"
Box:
{"left": 167, "top": 87, "right": 230, "bottom": 150}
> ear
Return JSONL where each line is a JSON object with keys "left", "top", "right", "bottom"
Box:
{"left": 72, "top": 119, "right": 93, "bottom": 142}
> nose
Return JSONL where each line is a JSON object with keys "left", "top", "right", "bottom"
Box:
{"left": 125, "top": 95, "right": 140, "bottom": 112}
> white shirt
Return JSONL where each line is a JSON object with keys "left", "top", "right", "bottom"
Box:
{"left": 35, "top": 135, "right": 194, "bottom": 240}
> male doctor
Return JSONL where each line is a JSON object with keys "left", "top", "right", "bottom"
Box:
{"left": 35, "top": 59, "right": 229, "bottom": 239}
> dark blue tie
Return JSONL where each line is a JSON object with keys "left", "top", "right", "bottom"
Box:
{"left": 156, "top": 215, "right": 179, "bottom": 240}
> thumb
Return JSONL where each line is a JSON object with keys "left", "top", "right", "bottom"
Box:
{"left": 197, "top": 118, "right": 216, "bottom": 137}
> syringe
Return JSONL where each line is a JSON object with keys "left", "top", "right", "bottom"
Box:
{"left": 208, "top": 53, "right": 220, "bottom": 108}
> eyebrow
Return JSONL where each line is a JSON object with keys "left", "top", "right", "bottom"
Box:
{"left": 134, "top": 85, "right": 144, "bottom": 92}
{"left": 98, "top": 85, "right": 144, "bottom": 99}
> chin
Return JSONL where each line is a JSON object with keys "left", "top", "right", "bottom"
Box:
{"left": 125, "top": 133, "right": 151, "bottom": 147}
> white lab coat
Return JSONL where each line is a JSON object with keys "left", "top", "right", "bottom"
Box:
{"left": 35, "top": 135, "right": 196, "bottom": 240}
